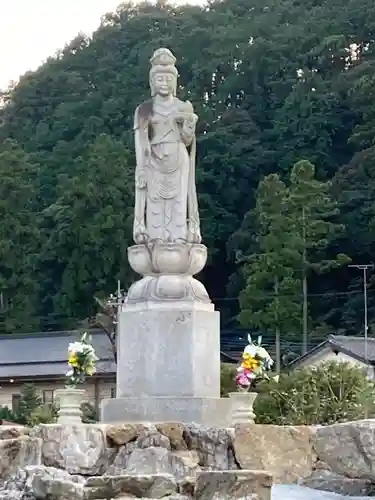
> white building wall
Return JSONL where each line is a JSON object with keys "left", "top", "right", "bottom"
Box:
{"left": 296, "top": 347, "right": 373, "bottom": 379}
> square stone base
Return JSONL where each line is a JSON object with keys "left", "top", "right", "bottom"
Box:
{"left": 116, "top": 307, "right": 220, "bottom": 399}
{"left": 100, "top": 396, "right": 230, "bottom": 427}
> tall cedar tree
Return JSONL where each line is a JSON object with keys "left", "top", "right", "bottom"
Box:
{"left": 239, "top": 174, "right": 301, "bottom": 371}
{"left": 288, "top": 160, "right": 350, "bottom": 353}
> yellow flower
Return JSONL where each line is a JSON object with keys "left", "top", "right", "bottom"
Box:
{"left": 68, "top": 353, "right": 79, "bottom": 367}
{"left": 242, "top": 357, "right": 260, "bottom": 370}
{"left": 86, "top": 365, "right": 96, "bottom": 376}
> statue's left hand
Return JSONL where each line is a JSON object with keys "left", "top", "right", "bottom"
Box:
{"left": 136, "top": 169, "right": 147, "bottom": 189}
{"left": 175, "top": 113, "right": 197, "bottom": 125}
{"left": 180, "top": 114, "right": 197, "bottom": 136}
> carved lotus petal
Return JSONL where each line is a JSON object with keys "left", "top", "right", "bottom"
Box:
{"left": 128, "top": 243, "right": 207, "bottom": 276}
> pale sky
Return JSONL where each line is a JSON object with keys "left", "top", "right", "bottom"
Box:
{"left": 0, "top": 0, "right": 204, "bottom": 90}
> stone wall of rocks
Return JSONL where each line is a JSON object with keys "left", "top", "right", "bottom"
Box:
{"left": 301, "top": 420, "right": 375, "bottom": 496}
{"left": 0, "top": 423, "right": 271, "bottom": 500}
{"left": 233, "top": 420, "right": 375, "bottom": 496}
{"left": 1, "top": 419, "right": 374, "bottom": 499}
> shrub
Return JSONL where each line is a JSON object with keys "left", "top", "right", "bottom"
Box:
{"left": 255, "top": 361, "right": 375, "bottom": 425}
{"left": 220, "top": 363, "right": 237, "bottom": 396}
{"left": 81, "top": 402, "right": 98, "bottom": 423}
{"left": 13, "top": 384, "right": 57, "bottom": 426}
{"left": 0, "top": 405, "right": 17, "bottom": 422}
{"left": 16, "top": 384, "right": 43, "bottom": 425}
{"left": 28, "top": 403, "right": 58, "bottom": 426}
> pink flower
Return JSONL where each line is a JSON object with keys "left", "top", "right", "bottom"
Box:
{"left": 235, "top": 372, "right": 251, "bottom": 387}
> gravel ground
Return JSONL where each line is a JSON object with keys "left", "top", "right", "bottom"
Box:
{"left": 272, "top": 485, "right": 373, "bottom": 500}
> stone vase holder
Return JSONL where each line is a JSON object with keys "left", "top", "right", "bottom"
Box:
{"left": 55, "top": 387, "right": 85, "bottom": 424}
{"left": 229, "top": 391, "right": 257, "bottom": 425}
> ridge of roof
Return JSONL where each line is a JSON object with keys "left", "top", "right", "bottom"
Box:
{"left": 329, "top": 334, "right": 375, "bottom": 343}
{"left": 289, "top": 335, "right": 375, "bottom": 368}
{"left": 0, "top": 328, "right": 104, "bottom": 341}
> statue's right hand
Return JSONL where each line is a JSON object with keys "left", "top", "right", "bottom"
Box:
{"left": 136, "top": 169, "right": 147, "bottom": 189}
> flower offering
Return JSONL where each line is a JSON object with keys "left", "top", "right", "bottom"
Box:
{"left": 65, "top": 332, "right": 98, "bottom": 387}
{"left": 235, "top": 334, "right": 274, "bottom": 391}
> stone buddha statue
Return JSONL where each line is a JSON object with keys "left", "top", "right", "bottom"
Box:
{"left": 133, "top": 48, "right": 201, "bottom": 245}
{"left": 127, "top": 48, "right": 210, "bottom": 306}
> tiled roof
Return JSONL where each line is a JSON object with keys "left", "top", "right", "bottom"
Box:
{"left": 0, "top": 330, "right": 116, "bottom": 380}
{"left": 328, "top": 335, "right": 375, "bottom": 363}
{"left": 0, "top": 327, "right": 269, "bottom": 378}
{"left": 289, "top": 334, "right": 375, "bottom": 367}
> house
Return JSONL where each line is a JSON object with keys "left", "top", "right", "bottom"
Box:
{"left": 288, "top": 335, "right": 375, "bottom": 378}
{"left": 0, "top": 330, "right": 116, "bottom": 414}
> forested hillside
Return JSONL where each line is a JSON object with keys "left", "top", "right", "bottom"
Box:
{"left": 1, "top": 0, "right": 375, "bottom": 353}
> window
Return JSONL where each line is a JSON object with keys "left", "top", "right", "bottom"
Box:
{"left": 43, "top": 390, "right": 55, "bottom": 404}
{"left": 12, "top": 394, "right": 21, "bottom": 413}
{"left": 111, "top": 387, "right": 116, "bottom": 398}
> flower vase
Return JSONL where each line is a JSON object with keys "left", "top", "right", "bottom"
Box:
{"left": 228, "top": 391, "right": 258, "bottom": 425}
{"left": 55, "top": 387, "right": 85, "bottom": 424}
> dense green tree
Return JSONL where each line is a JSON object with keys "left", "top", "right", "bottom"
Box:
{"left": 0, "top": 0, "right": 374, "bottom": 342}
{"left": 332, "top": 147, "right": 375, "bottom": 332}
{"left": 239, "top": 175, "right": 301, "bottom": 371}
{"left": 0, "top": 140, "right": 40, "bottom": 332}
{"left": 36, "top": 134, "right": 133, "bottom": 328}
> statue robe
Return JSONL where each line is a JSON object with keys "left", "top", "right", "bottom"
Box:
{"left": 133, "top": 98, "right": 199, "bottom": 243}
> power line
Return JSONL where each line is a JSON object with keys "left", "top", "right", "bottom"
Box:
{"left": 213, "top": 288, "right": 374, "bottom": 301}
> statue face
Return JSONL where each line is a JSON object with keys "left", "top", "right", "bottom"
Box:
{"left": 153, "top": 71, "right": 175, "bottom": 96}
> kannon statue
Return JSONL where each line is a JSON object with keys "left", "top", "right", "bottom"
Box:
{"left": 133, "top": 48, "right": 201, "bottom": 245}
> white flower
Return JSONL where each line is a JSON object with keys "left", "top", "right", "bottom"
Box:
{"left": 68, "top": 342, "right": 76, "bottom": 353}
{"left": 68, "top": 341, "right": 85, "bottom": 354}
{"left": 244, "top": 344, "right": 257, "bottom": 356}
{"left": 256, "top": 346, "right": 270, "bottom": 359}
{"left": 66, "top": 369, "right": 74, "bottom": 377}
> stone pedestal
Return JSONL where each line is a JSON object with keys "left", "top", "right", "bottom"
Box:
{"left": 229, "top": 391, "right": 257, "bottom": 425}
{"left": 101, "top": 396, "right": 229, "bottom": 426}
{"left": 101, "top": 302, "right": 229, "bottom": 425}
{"left": 117, "top": 306, "right": 220, "bottom": 398}
{"left": 55, "top": 388, "right": 84, "bottom": 424}
{"left": 100, "top": 236, "right": 230, "bottom": 424}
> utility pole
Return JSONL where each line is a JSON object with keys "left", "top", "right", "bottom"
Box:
{"left": 106, "top": 280, "right": 126, "bottom": 364}
{"left": 108, "top": 280, "right": 125, "bottom": 323}
{"left": 348, "top": 264, "right": 374, "bottom": 365}
{"left": 302, "top": 207, "right": 308, "bottom": 355}
{"left": 274, "top": 277, "right": 281, "bottom": 373}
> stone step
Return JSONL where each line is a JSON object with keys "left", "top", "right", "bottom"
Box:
{"left": 195, "top": 470, "right": 272, "bottom": 500}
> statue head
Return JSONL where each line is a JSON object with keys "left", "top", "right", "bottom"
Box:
{"left": 149, "top": 48, "right": 178, "bottom": 97}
